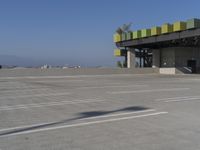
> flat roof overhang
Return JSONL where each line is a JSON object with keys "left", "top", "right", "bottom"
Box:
{"left": 116, "top": 28, "right": 200, "bottom": 49}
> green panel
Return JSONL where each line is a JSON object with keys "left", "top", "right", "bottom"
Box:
{"left": 133, "top": 30, "right": 141, "bottom": 39}
{"left": 121, "top": 33, "right": 127, "bottom": 41}
{"left": 126, "top": 32, "right": 133, "bottom": 40}
{"left": 151, "top": 27, "right": 161, "bottom": 36}
{"left": 187, "top": 18, "right": 200, "bottom": 29}
{"left": 141, "top": 29, "right": 151, "bottom": 38}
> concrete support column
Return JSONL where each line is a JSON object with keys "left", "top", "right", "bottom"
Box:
{"left": 152, "top": 49, "right": 160, "bottom": 68}
{"left": 127, "top": 49, "right": 135, "bottom": 68}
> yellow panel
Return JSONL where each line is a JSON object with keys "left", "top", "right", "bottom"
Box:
{"left": 133, "top": 30, "right": 141, "bottom": 39}
{"left": 173, "top": 21, "right": 186, "bottom": 32}
{"left": 151, "top": 27, "right": 161, "bottom": 36}
{"left": 113, "top": 34, "right": 121, "bottom": 43}
{"left": 161, "top": 23, "right": 173, "bottom": 34}
{"left": 114, "top": 49, "right": 122, "bottom": 56}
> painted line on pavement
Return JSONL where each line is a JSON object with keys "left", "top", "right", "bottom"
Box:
{"left": 0, "top": 109, "right": 156, "bottom": 133}
{"left": 108, "top": 88, "right": 190, "bottom": 94}
{"left": 164, "top": 97, "right": 200, "bottom": 103}
{"left": 0, "top": 111, "right": 168, "bottom": 137}
{"left": 0, "top": 99, "right": 105, "bottom": 111}
{"left": 0, "top": 88, "right": 52, "bottom": 93}
{"left": 34, "top": 80, "right": 84, "bottom": 83}
{"left": 78, "top": 85, "right": 148, "bottom": 89}
{"left": 0, "top": 92, "right": 71, "bottom": 99}
{"left": 155, "top": 96, "right": 200, "bottom": 101}
{"left": 80, "top": 109, "right": 156, "bottom": 120}
{"left": 0, "top": 73, "right": 156, "bottom": 80}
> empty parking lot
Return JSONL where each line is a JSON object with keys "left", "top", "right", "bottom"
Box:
{"left": 0, "top": 71, "right": 200, "bottom": 150}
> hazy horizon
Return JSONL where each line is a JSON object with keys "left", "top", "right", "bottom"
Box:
{"left": 0, "top": 54, "right": 120, "bottom": 67}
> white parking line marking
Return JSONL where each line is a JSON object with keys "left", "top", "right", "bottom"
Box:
{"left": 108, "top": 88, "right": 190, "bottom": 94}
{"left": 164, "top": 97, "right": 200, "bottom": 103}
{"left": 0, "top": 88, "right": 51, "bottom": 93}
{"left": 79, "top": 85, "right": 148, "bottom": 89}
{"left": 34, "top": 80, "right": 84, "bottom": 83}
{"left": 0, "top": 111, "right": 168, "bottom": 137}
{"left": 0, "top": 92, "right": 71, "bottom": 99}
{"left": 155, "top": 96, "right": 200, "bottom": 101}
{"left": 0, "top": 109, "right": 156, "bottom": 133}
{"left": 0, "top": 73, "right": 155, "bottom": 80}
{"left": 80, "top": 109, "right": 156, "bottom": 120}
{"left": 0, "top": 99, "right": 105, "bottom": 111}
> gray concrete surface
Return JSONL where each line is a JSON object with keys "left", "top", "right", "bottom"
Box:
{"left": 0, "top": 70, "right": 200, "bottom": 149}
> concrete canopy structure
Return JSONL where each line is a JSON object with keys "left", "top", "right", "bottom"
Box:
{"left": 114, "top": 18, "right": 200, "bottom": 74}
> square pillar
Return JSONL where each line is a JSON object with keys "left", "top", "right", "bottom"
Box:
{"left": 127, "top": 49, "right": 135, "bottom": 68}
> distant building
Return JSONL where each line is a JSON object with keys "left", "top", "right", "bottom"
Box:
{"left": 41, "top": 64, "right": 51, "bottom": 69}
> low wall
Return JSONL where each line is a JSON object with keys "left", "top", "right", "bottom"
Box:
{"left": 0, "top": 68, "right": 159, "bottom": 77}
{"left": 159, "top": 67, "right": 200, "bottom": 74}
{"left": 159, "top": 68, "right": 176, "bottom": 74}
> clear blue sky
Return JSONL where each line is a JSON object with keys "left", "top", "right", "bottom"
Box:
{"left": 0, "top": 0, "right": 199, "bottom": 66}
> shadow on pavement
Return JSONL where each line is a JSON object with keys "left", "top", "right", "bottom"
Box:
{"left": 79, "top": 106, "right": 148, "bottom": 118}
{"left": 0, "top": 106, "right": 149, "bottom": 136}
